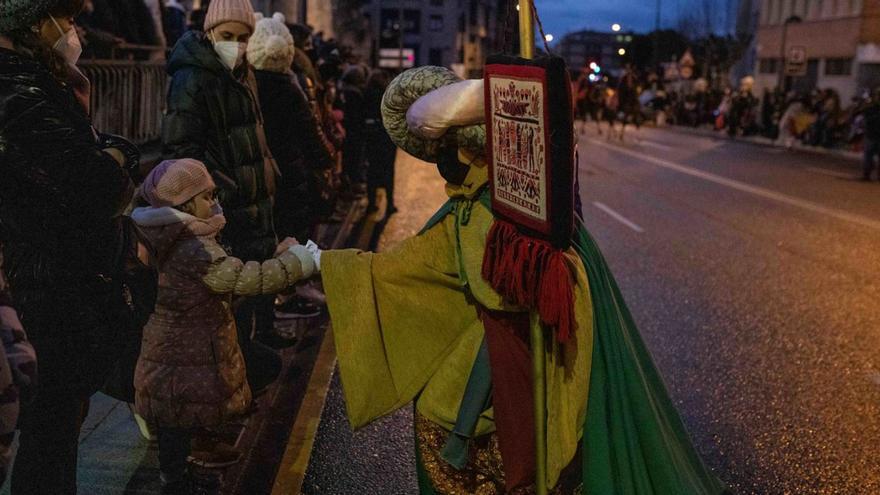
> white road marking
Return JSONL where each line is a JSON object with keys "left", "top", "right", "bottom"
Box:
{"left": 589, "top": 139, "right": 880, "bottom": 231}
{"left": 593, "top": 201, "right": 644, "bottom": 232}
{"left": 806, "top": 167, "right": 859, "bottom": 180}
{"left": 638, "top": 140, "right": 674, "bottom": 151}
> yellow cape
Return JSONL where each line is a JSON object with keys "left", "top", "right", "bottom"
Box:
{"left": 322, "top": 152, "right": 593, "bottom": 487}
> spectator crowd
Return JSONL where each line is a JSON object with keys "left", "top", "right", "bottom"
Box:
{"left": 0, "top": 0, "right": 399, "bottom": 493}
{"left": 572, "top": 67, "right": 880, "bottom": 177}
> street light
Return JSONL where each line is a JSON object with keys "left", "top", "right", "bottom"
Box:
{"left": 777, "top": 15, "right": 802, "bottom": 91}
{"left": 611, "top": 23, "right": 621, "bottom": 32}
{"left": 545, "top": 33, "right": 554, "bottom": 42}
{"left": 618, "top": 48, "right": 626, "bottom": 56}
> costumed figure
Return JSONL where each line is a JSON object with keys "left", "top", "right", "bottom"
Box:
{"left": 302, "top": 64, "right": 728, "bottom": 494}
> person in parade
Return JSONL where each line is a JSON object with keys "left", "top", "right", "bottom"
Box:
{"left": 289, "top": 64, "right": 728, "bottom": 494}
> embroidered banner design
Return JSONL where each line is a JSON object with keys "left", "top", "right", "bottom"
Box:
{"left": 488, "top": 76, "right": 547, "bottom": 223}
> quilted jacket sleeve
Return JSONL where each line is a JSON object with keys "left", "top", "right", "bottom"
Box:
{"left": 162, "top": 67, "right": 209, "bottom": 163}
{"left": 201, "top": 243, "right": 315, "bottom": 296}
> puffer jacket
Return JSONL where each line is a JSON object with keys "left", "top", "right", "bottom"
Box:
{"left": 132, "top": 206, "right": 312, "bottom": 428}
{"left": 162, "top": 31, "right": 278, "bottom": 261}
{"left": 0, "top": 47, "right": 134, "bottom": 393}
{"left": 253, "top": 70, "right": 333, "bottom": 181}
{"left": 253, "top": 70, "right": 334, "bottom": 236}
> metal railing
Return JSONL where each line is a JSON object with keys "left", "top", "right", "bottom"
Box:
{"left": 79, "top": 60, "right": 167, "bottom": 145}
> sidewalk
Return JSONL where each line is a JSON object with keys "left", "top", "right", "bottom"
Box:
{"left": 663, "top": 124, "right": 863, "bottom": 164}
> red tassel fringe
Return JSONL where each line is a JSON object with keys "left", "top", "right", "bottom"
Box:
{"left": 481, "top": 220, "right": 576, "bottom": 343}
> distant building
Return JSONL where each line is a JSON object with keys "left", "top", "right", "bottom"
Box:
{"left": 249, "top": 0, "right": 304, "bottom": 22}
{"left": 754, "top": 0, "right": 880, "bottom": 101}
{"left": 730, "top": 0, "right": 761, "bottom": 86}
{"left": 557, "top": 30, "right": 631, "bottom": 77}
{"left": 356, "top": 0, "right": 500, "bottom": 77}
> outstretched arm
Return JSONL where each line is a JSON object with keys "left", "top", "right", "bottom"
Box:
{"left": 201, "top": 243, "right": 317, "bottom": 296}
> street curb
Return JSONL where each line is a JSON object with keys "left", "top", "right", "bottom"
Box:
{"left": 663, "top": 125, "right": 863, "bottom": 164}
{"left": 270, "top": 327, "right": 337, "bottom": 495}
{"left": 264, "top": 192, "right": 382, "bottom": 494}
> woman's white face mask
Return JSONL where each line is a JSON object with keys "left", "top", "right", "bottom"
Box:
{"left": 210, "top": 34, "right": 246, "bottom": 71}
{"left": 50, "top": 15, "right": 82, "bottom": 66}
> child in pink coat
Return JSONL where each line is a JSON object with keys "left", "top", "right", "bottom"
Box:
{"left": 131, "top": 159, "right": 314, "bottom": 492}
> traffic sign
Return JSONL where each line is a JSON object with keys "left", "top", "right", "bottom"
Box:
{"left": 379, "top": 48, "right": 415, "bottom": 69}
{"left": 785, "top": 46, "right": 807, "bottom": 77}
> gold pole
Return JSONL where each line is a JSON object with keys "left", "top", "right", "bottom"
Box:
{"left": 517, "top": 3, "right": 546, "bottom": 493}
{"left": 518, "top": 0, "right": 534, "bottom": 59}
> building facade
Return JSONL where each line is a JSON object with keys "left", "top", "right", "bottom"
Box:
{"left": 357, "top": 0, "right": 500, "bottom": 77}
{"left": 754, "top": 0, "right": 880, "bottom": 100}
{"left": 557, "top": 30, "right": 631, "bottom": 77}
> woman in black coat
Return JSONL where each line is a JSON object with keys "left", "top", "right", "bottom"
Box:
{"left": 0, "top": 0, "right": 135, "bottom": 492}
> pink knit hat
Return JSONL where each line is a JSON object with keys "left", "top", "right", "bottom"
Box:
{"left": 204, "top": 0, "right": 256, "bottom": 33}
{"left": 139, "top": 159, "right": 216, "bottom": 208}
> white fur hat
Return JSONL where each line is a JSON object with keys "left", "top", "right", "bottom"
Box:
{"left": 246, "top": 12, "right": 296, "bottom": 73}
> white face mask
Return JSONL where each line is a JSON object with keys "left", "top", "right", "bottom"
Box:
{"left": 210, "top": 35, "right": 246, "bottom": 70}
{"left": 50, "top": 16, "right": 82, "bottom": 66}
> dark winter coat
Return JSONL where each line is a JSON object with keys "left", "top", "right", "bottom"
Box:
{"left": 363, "top": 86, "right": 396, "bottom": 181}
{"left": 253, "top": 70, "right": 334, "bottom": 237}
{"left": 253, "top": 70, "right": 333, "bottom": 183}
{"left": 162, "top": 2, "right": 187, "bottom": 48}
{"left": 162, "top": 31, "right": 278, "bottom": 260}
{"left": 0, "top": 48, "right": 134, "bottom": 394}
{"left": 341, "top": 83, "right": 367, "bottom": 183}
{"left": 86, "top": 0, "right": 160, "bottom": 47}
{"left": 864, "top": 102, "right": 880, "bottom": 142}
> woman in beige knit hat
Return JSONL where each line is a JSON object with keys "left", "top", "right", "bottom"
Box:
{"left": 162, "top": 0, "right": 286, "bottom": 424}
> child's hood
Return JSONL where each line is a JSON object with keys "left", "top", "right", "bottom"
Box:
{"left": 130, "top": 206, "right": 226, "bottom": 261}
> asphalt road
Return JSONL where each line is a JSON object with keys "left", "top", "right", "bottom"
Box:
{"left": 303, "top": 127, "right": 880, "bottom": 494}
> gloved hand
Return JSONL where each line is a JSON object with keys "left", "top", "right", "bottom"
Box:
{"left": 305, "top": 240, "right": 322, "bottom": 272}
{"left": 98, "top": 133, "right": 142, "bottom": 182}
{"left": 287, "top": 239, "right": 322, "bottom": 278}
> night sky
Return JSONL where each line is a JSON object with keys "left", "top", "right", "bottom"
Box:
{"left": 534, "top": 0, "right": 736, "bottom": 39}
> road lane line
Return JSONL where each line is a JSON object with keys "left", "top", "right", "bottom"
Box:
{"left": 638, "top": 140, "right": 674, "bottom": 151}
{"left": 806, "top": 167, "right": 859, "bottom": 180}
{"left": 588, "top": 138, "right": 880, "bottom": 231}
{"left": 593, "top": 201, "right": 644, "bottom": 232}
